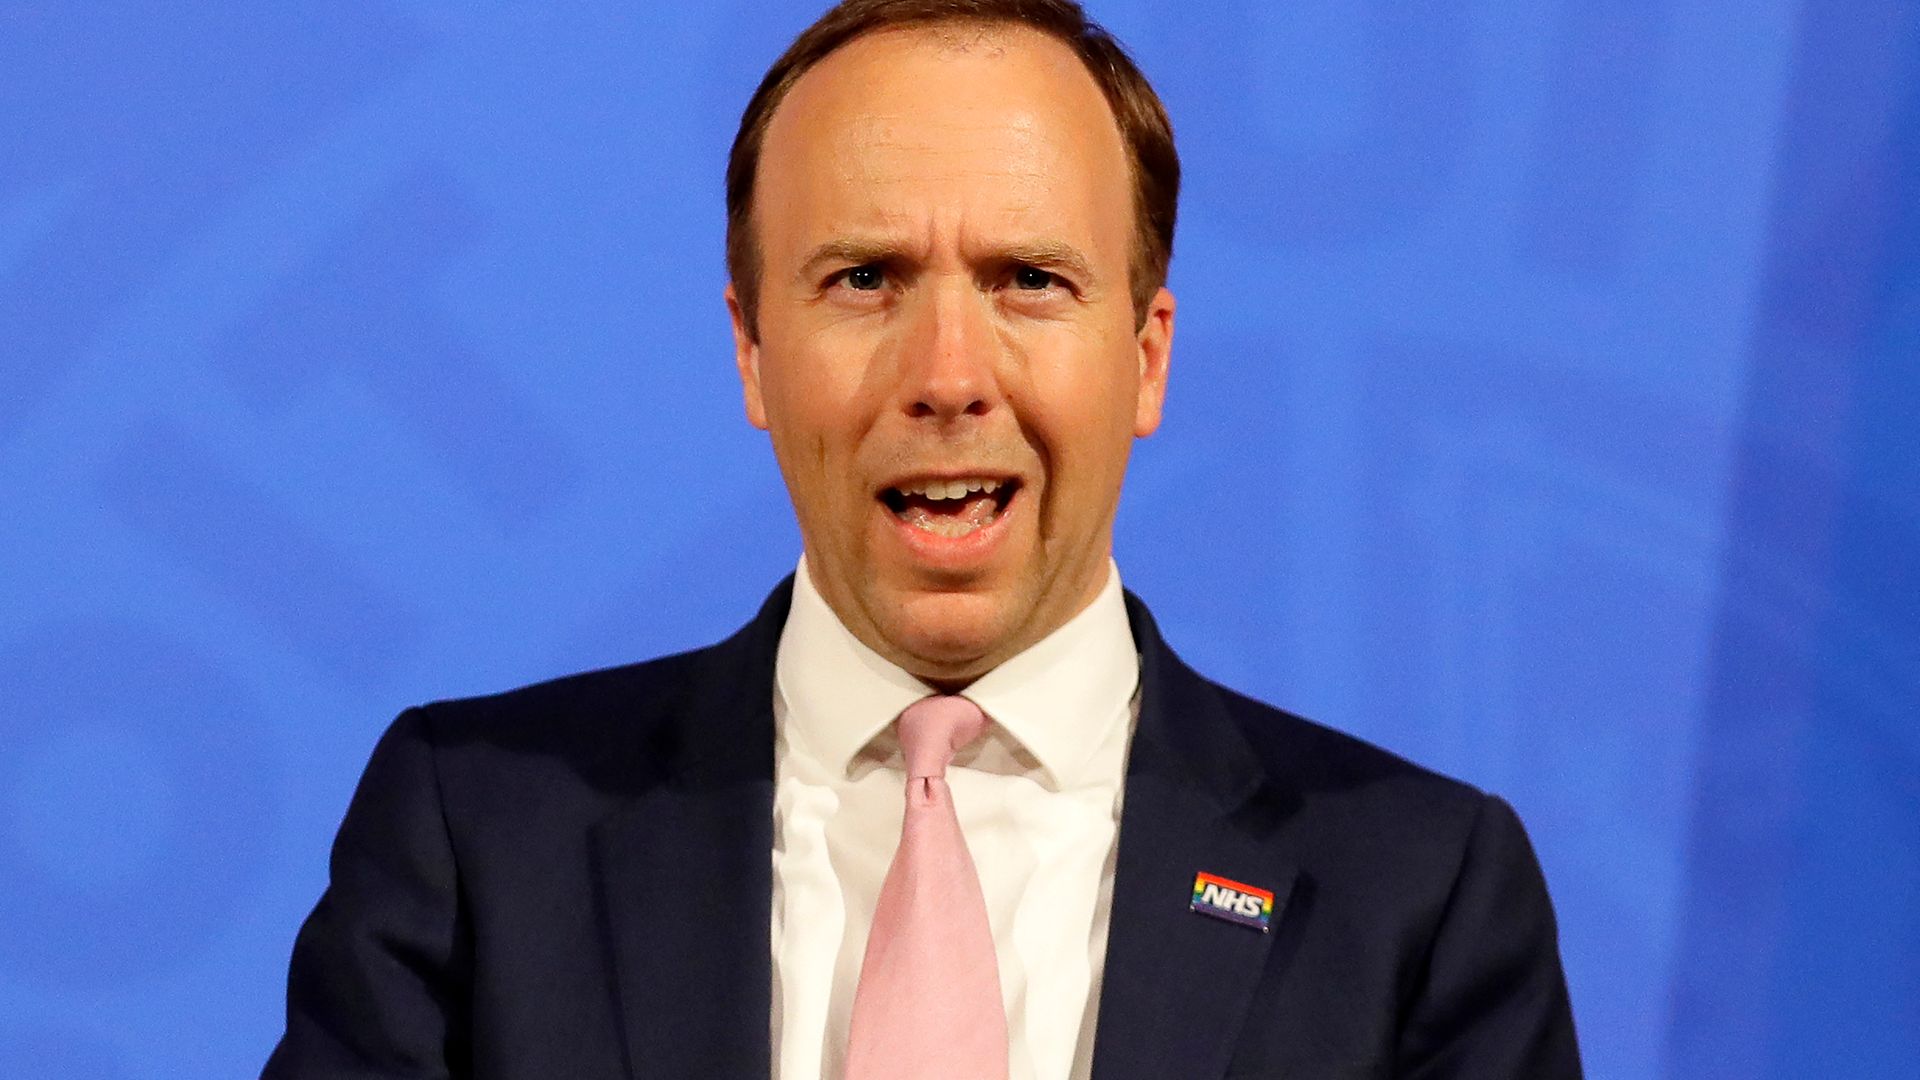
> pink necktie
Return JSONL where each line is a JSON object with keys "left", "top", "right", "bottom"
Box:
{"left": 844, "top": 695, "right": 1010, "bottom": 1080}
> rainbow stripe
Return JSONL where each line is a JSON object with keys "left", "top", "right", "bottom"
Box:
{"left": 1190, "top": 870, "right": 1274, "bottom": 931}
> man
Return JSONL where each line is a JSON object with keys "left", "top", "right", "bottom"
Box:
{"left": 266, "top": 1, "right": 1581, "bottom": 1077}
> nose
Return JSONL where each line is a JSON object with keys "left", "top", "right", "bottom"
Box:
{"left": 899, "top": 279, "right": 1000, "bottom": 422}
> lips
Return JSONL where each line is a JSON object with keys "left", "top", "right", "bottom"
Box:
{"left": 878, "top": 475, "right": 1020, "bottom": 539}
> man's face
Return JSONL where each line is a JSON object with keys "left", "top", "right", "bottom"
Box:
{"left": 729, "top": 24, "right": 1174, "bottom": 687}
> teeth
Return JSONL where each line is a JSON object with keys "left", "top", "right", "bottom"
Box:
{"left": 893, "top": 482, "right": 1006, "bottom": 537}
{"left": 915, "top": 517, "right": 976, "bottom": 538}
{"left": 897, "top": 477, "right": 1007, "bottom": 501}
{"left": 913, "top": 515, "right": 989, "bottom": 538}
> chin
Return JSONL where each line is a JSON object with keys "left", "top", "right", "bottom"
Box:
{"left": 879, "top": 589, "right": 1018, "bottom": 679}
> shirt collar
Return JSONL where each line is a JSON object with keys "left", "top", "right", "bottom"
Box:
{"left": 774, "top": 557, "right": 1139, "bottom": 790}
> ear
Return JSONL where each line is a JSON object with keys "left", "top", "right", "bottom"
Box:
{"left": 1132, "top": 286, "right": 1175, "bottom": 437}
{"left": 725, "top": 282, "right": 768, "bottom": 430}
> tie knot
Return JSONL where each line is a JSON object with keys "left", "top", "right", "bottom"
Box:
{"left": 896, "top": 695, "right": 989, "bottom": 779}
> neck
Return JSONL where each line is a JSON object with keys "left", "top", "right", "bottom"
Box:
{"left": 807, "top": 554, "right": 1116, "bottom": 691}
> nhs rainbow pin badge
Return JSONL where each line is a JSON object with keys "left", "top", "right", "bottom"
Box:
{"left": 1190, "top": 871, "right": 1274, "bottom": 932}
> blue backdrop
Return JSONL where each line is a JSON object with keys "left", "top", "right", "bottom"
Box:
{"left": 3, "top": 2, "right": 1915, "bottom": 1077}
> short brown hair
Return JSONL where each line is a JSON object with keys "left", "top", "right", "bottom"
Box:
{"left": 724, "top": 0, "right": 1179, "bottom": 337}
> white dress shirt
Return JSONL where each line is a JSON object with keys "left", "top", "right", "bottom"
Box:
{"left": 770, "top": 558, "right": 1140, "bottom": 1080}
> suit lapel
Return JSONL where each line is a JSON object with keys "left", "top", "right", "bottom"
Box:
{"left": 1091, "top": 597, "right": 1300, "bottom": 1080}
{"left": 591, "top": 580, "right": 791, "bottom": 1079}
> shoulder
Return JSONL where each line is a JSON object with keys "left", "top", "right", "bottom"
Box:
{"left": 1125, "top": 591, "right": 1476, "bottom": 802}
{"left": 1124, "top": 591, "right": 1500, "bottom": 865}
{"left": 406, "top": 573, "right": 793, "bottom": 748}
{"left": 1212, "top": 678, "right": 1486, "bottom": 815}
{"left": 347, "top": 580, "right": 790, "bottom": 841}
{"left": 347, "top": 649, "right": 705, "bottom": 828}
{"left": 1189, "top": 668, "right": 1509, "bottom": 889}
{"left": 391, "top": 618, "right": 770, "bottom": 811}
{"left": 413, "top": 646, "right": 711, "bottom": 751}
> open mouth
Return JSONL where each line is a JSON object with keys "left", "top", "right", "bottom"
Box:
{"left": 878, "top": 476, "right": 1020, "bottom": 539}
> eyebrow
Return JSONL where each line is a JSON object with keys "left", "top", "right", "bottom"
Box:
{"left": 794, "top": 237, "right": 1101, "bottom": 287}
{"left": 797, "top": 239, "right": 904, "bottom": 284}
{"left": 995, "top": 241, "right": 1097, "bottom": 286}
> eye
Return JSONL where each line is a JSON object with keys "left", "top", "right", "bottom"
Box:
{"left": 1012, "top": 265, "right": 1056, "bottom": 291}
{"left": 840, "top": 264, "right": 886, "bottom": 291}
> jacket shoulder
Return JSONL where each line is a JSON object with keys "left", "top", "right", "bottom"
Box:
{"left": 412, "top": 580, "right": 790, "bottom": 761}
{"left": 398, "top": 631, "right": 763, "bottom": 809}
{"left": 1213, "top": 680, "right": 1486, "bottom": 808}
{"left": 416, "top": 646, "right": 710, "bottom": 740}
{"left": 1195, "top": 676, "right": 1505, "bottom": 887}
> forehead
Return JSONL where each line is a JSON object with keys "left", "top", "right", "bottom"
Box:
{"left": 754, "top": 23, "right": 1133, "bottom": 261}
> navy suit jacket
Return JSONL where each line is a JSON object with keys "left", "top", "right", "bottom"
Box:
{"left": 265, "top": 580, "right": 1581, "bottom": 1079}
